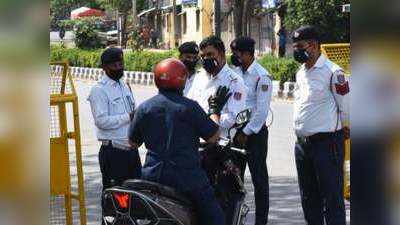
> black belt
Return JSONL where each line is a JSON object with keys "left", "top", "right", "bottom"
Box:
{"left": 297, "top": 129, "right": 343, "bottom": 144}
{"left": 100, "top": 140, "right": 132, "bottom": 151}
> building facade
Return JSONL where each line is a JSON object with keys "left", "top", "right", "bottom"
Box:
{"left": 138, "top": 0, "right": 277, "bottom": 54}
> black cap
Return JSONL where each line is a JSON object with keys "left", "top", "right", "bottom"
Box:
{"left": 178, "top": 42, "right": 199, "bottom": 55}
{"left": 230, "top": 37, "right": 255, "bottom": 54}
{"left": 101, "top": 47, "right": 123, "bottom": 66}
{"left": 292, "top": 25, "right": 320, "bottom": 42}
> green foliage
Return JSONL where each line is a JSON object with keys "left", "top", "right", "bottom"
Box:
{"left": 257, "top": 54, "right": 300, "bottom": 86}
{"left": 50, "top": 45, "right": 103, "bottom": 67}
{"left": 50, "top": 45, "right": 299, "bottom": 84}
{"left": 284, "top": 0, "right": 350, "bottom": 43}
{"left": 72, "top": 17, "right": 104, "bottom": 49}
{"left": 127, "top": 27, "right": 144, "bottom": 51}
{"left": 97, "top": 0, "right": 130, "bottom": 12}
{"left": 50, "top": 45, "right": 178, "bottom": 72}
{"left": 58, "top": 19, "right": 75, "bottom": 30}
{"left": 50, "top": 0, "right": 102, "bottom": 30}
{"left": 124, "top": 50, "right": 179, "bottom": 72}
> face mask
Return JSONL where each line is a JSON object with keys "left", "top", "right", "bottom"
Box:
{"left": 202, "top": 58, "right": 219, "bottom": 74}
{"left": 293, "top": 48, "right": 310, "bottom": 63}
{"left": 231, "top": 54, "right": 242, "bottom": 67}
{"left": 108, "top": 68, "right": 124, "bottom": 81}
{"left": 182, "top": 59, "right": 198, "bottom": 73}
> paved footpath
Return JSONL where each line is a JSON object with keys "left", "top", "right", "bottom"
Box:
{"left": 63, "top": 79, "right": 349, "bottom": 225}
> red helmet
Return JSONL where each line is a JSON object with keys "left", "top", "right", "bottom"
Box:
{"left": 153, "top": 58, "right": 188, "bottom": 90}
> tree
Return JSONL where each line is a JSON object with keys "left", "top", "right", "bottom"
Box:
{"left": 50, "top": 0, "right": 102, "bottom": 30}
{"left": 284, "top": 0, "right": 350, "bottom": 43}
{"left": 72, "top": 17, "right": 104, "bottom": 49}
{"left": 97, "top": 0, "right": 146, "bottom": 47}
{"left": 230, "top": 0, "right": 255, "bottom": 37}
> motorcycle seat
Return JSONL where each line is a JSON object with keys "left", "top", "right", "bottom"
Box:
{"left": 122, "top": 179, "right": 192, "bottom": 206}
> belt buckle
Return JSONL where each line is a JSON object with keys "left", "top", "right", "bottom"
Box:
{"left": 101, "top": 140, "right": 111, "bottom": 146}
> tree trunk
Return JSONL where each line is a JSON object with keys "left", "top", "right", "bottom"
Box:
{"left": 214, "top": 0, "right": 221, "bottom": 37}
{"left": 233, "top": 0, "right": 243, "bottom": 37}
{"left": 121, "top": 13, "right": 128, "bottom": 48}
{"left": 132, "top": 0, "right": 137, "bottom": 26}
{"left": 242, "top": 0, "right": 252, "bottom": 36}
{"left": 233, "top": 0, "right": 253, "bottom": 38}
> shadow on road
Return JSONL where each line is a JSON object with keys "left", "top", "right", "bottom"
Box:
{"left": 244, "top": 176, "right": 304, "bottom": 225}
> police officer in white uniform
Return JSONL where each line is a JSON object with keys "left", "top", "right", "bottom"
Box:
{"left": 292, "top": 26, "right": 349, "bottom": 225}
{"left": 178, "top": 41, "right": 200, "bottom": 96}
{"left": 184, "top": 35, "right": 246, "bottom": 225}
{"left": 230, "top": 37, "right": 272, "bottom": 225}
{"left": 186, "top": 35, "right": 247, "bottom": 138}
{"left": 87, "top": 48, "right": 142, "bottom": 194}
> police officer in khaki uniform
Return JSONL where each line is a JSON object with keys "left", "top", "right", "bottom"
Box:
{"left": 292, "top": 25, "right": 349, "bottom": 225}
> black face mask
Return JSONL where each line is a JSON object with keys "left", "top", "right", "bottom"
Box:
{"left": 202, "top": 58, "right": 219, "bottom": 74}
{"left": 293, "top": 48, "right": 310, "bottom": 63}
{"left": 231, "top": 54, "right": 242, "bottom": 67}
{"left": 182, "top": 59, "right": 198, "bottom": 73}
{"left": 108, "top": 68, "right": 124, "bottom": 81}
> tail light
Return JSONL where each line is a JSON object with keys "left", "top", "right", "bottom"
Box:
{"left": 113, "top": 192, "right": 130, "bottom": 209}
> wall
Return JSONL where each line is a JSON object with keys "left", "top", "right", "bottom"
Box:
{"left": 219, "top": 9, "right": 276, "bottom": 55}
{"left": 180, "top": 6, "right": 203, "bottom": 44}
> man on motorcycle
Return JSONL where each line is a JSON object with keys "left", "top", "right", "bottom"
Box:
{"left": 128, "top": 58, "right": 231, "bottom": 225}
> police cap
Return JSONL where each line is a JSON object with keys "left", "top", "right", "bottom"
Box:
{"left": 292, "top": 25, "right": 320, "bottom": 43}
{"left": 101, "top": 47, "right": 123, "bottom": 66}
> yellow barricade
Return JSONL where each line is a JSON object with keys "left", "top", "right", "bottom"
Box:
{"left": 321, "top": 43, "right": 350, "bottom": 75}
{"left": 50, "top": 61, "right": 86, "bottom": 225}
{"left": 321, "top": 43, "right": 351, "bottom": 200}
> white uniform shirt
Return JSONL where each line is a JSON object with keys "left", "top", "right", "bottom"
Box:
{"left": 186, "top": 64, "right": 247, "bottom": 137}
{"left": 293, "top": 54, "right": 350, "bottom": 137}
{"left": 183, "top": 72, "right": 196, "bottom": 96}
{"left": 233, "top": 60, "right": 273, "bottom": 135}
{"left": 87, "top": 75, "right": 135, "bottom": 148}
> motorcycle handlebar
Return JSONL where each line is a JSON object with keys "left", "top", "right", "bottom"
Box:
{"left": 198, "top": 137, "right": 246, "bottom": 155}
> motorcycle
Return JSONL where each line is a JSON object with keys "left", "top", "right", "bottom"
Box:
{"left": 101, "top": 109, "right": 251, "bottom": 225}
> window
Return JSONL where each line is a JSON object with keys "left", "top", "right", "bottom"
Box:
{"left": 196, "top": 10, "right": 200, "bottom": 32}
{"left": 182, "top": 13, "right": 187, "bottom": 34}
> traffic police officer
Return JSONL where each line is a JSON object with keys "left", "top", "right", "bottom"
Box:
{"left": 230, "top": 36, "right": 272, "bottom": 225}
{"left": 184, "top": 35, "right": 246, "bottom": 225}
{"left": 187, "top": 35, "right": 247, "bottom": 137}
{"left": 178, "top": 41, "right": 200, "bottom": 96}
{"left": 292, "top": 25, "right": 349, "bottom": 225}
{"left": 87, "top": 47, "right": 142, "bottom": 223}
{"left": 128, "top": 58, "right": 230, "bottom": 225}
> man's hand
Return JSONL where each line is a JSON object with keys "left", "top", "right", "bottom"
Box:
{"left": 234, "top": 130, "right": 248, "bottom": 149}
{"left": 208, "top": 86, "right": 232, "bottom": 116}
{"left": 343, "top": 126, "right": 350, "bottom": 139}
{"left": 129, "top": 140, "right": 140, "bottom": 149}
{"left": 129, "top": 111, "right": 135, "bottom": 120}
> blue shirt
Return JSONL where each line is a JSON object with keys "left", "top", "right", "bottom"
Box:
{"left": 128, "top": 90, "right": 219, "bottom": 191}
